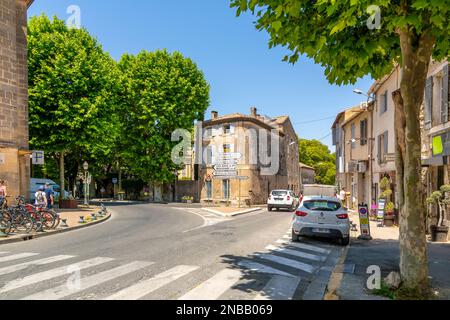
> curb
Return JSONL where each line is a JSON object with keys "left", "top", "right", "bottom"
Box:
{"left": 202, "top": 207, "right": 262, "bottom": 217}
{"left": 0, "top": 213, "right": 111, "bottom": 245}
{"left": 323, "top": 245, "right": 350, "bottom": 300}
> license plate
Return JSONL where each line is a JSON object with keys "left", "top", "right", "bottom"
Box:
{"left": 313, "top": 228, "right": 330, "bottom": 233}
{"left": 274, "top": 198, "right": 283, "bottom": 201}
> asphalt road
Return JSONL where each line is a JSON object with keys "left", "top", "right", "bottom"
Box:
{"left": 0, "top": 203, "right": 343, "bottom": 300}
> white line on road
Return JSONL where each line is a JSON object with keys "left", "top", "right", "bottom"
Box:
{"left": 254, "top": 275, "right": 301, "bottom": 300}
{"left": 105, "top": 265, "right": 199, "bottom": 300}
{"left": 276, "top": 239, "right": 332, "bottom": 255}
{"left": 237, "top": 260, "right": 295, "bottom": 278}
{"left": 0, "top": 255, "right": 74, "bottom": 276}
{"left": 265, "top": 245, "right": 326, "bottom": 262}
{"left": 178, "top": 269, "right": 243, "bottom": 300}
{"left": 0, "top": 257, "right": 114, "bottom": 294}
{"left": 254, "top": 253, "right": 316, "bottom": 274}
{"left": 0, "top": 253, "right": 39, "bottom": 263}
{"left": 22, "top": 260, "right": 153, "bottom": 300}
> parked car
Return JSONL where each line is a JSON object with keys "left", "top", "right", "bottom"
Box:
{"left": 292, "top": 195, "right": 350, "bottom": 245}
{"left": 30, "top": 178, "right": 70, "bottom": 202}
{"left": 267, "top": 190, "right": 298, "bottom": 211}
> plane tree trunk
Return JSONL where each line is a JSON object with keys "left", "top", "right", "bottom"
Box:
{"left": 395, "top": 28, "right": 435, "bottom": 296}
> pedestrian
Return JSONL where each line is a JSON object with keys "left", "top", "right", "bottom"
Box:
{"left": 0, "top": 180, "right": 7, "bottom": 209}
{"left": 44, "top": 183, "right": 54, "bottom": 209}
{"left": 35, "top": 186, "right": 48, "bottom": 208}
{"left": 339, "top": 187, "right": 347, "bottom": 207}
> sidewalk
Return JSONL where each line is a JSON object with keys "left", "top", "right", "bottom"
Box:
{"left": 0, "top": 205, "right": 111, "bottom": 245}
{"left": 328, "top": 211, "right": 450, "bottom": 300}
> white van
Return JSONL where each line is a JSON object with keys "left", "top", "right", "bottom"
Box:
{"left": 30, "top": 178, "right": 69, "bottom": 202}
{"left": 301, "top": 184, "right": 337, "bottom": 198}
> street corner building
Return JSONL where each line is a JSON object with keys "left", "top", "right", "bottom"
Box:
{"left": 0, "top": 0, "right": 33, "bottom": 199}
{"left": 184, "top": 107, "right": 300, "bottom": 206}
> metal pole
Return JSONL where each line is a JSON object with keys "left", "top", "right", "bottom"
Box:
{"left": 84, "top": 171, "right": 88, "bottom": 205}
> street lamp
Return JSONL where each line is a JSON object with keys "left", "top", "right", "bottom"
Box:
{"left": 83, "top": 161, "right": 89, "bottom": 205}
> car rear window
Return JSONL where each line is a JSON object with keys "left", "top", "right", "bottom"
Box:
{"left": 271, "top": 191, "right": 287, "bottom": 196}
{"left": 303, "top": 200, "right": 341, "bottom": 211}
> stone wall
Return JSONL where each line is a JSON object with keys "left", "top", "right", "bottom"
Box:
{"left": 0, "top": 0, "right": 30, "bottom": 199}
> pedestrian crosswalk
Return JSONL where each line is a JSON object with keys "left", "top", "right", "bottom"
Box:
{"left": 0, "top": 229, "right": 334, "bottom": 300}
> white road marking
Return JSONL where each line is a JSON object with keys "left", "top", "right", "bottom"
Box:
{"left": 254, "top": 253, "right": 316, "bottom": 274}
{"left": 0, "top": 255, "right": 74, "bottom": 276}
{"left": 237, "top": 260, "right": 295, "bottom": 278}
{"left": 254, "top": 275, "right": 301, "bottom": 300}
{"left": 0, "top": 257, "right": 114, "bottom": 294}
{"left": 179, "top": 269, "right": 243, "bottom": 300}
{"left": 0, "top": 252, "right": 10, "bottom": 256}
{"left": 276, "top": 239, "right": 332, "bottom": 255}
{"left": 105, "top": 265, "right": 199, "bottom": 300}
{"left": 22, "top": 260, "right": 153, "bottom": 300}
{"left": 265, "top": 245, "right": 326, "bottom": 262}
{"left": 0, "top": 253, "right": 39, "bottom": 263}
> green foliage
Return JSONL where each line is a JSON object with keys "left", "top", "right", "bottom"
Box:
{"left": 298, "top": 139, "right": 336, "bottom": 185}
{"left": 28, "top": 15, "right": 121, "bottom": 178}
{"left": 118, "top": 50, "right": 210, "bottom": 184}
{"left": 230, "top": 0, "right": 450, "bottom": 85}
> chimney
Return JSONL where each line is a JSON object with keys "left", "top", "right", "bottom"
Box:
{"left": 211, "top": 111, "right": 218, "bottom": 120}
{"left": 250, "top": 107, "right": 257, "bottom": 117}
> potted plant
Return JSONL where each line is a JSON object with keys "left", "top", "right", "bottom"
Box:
{"left": 59, "top": 195, "right": 78, "bottom": 209}
{"left": 182, "top": 196, "right": 193, "bottom": 203}
{"left": 380, "top": 177, "right": 396, "bottom": 227}
{"left": 426, "top": 185, "right": 450, "bottom": 242}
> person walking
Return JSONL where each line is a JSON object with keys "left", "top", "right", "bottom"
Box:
{"left": 44, "top": 183, "right": 54, "bottom": 209}
{"left": 35, "top": 186, "right": 48, "bottom": 208}
{"left": 0, "top": 180, "right": 7, "bottom": 209}
{"left": 339, "top": 187, "right": 347, "bottom": 207}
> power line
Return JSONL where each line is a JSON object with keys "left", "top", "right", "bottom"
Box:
{"left": 318, "top": 132, "right": 332, "bottom": 141}
{"left": 292, "top": 116, "right": 336, "bottom": 125}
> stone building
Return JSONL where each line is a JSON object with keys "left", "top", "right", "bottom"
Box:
{"left": 0, "top": 0, "right": 33, "bottom": 200}
{"left": 194, "top": 108, "right": 300, "bottom": 205}
{"left": 299, "top": 162, "right": 315, "bottom": 185}
{"left": 332, "top": 104, "right": 373, "bottom": 209}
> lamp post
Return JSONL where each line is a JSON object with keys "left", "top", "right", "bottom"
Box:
{"left": 83, "top": 161, "right": 89, "bottom": 206}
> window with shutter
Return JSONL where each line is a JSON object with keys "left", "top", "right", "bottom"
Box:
{"left": 377, "top": 135, "right": 382, "bottom": 164}
{"left": 384, "top": 131, "right": 389, "bottom": 156}
{"left": 360, "top": 119, "right": 368, "bottom": 145}
{"left": 442, "top": 65, "right": 449, "bottom": 124}
{"left": 425, "top": 77, "right": 433, "bottom": 128}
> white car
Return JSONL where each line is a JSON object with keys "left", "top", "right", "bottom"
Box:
{"left": 292, "top": 196, "right": 350, "bottom": 245}
{"left": 267, "top": 190, "right": 298, "bottom": 212}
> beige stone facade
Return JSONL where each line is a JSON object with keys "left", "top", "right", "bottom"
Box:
{"left": 332, "top": 105, "right": 373, "bottom": 209}
{"left": 0, "top": 0, "right": 33, "bottom": 200}
{"left": 196, "top": 108, "right": 300, "bottom": 205}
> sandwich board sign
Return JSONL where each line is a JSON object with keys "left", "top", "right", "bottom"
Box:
{"left": 358, "top": 204, "right": 372, "bottom": 240}
{"left": 377, "top": 198, "right": 386, "bottom": 227}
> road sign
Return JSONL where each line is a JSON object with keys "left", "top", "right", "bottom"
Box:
{"left": 213, "top": 170, "right": 238, "bottom": 177}
{"left": 357, "top": 204, "right": 372, "bottom": 240}
{"left": 218, "top": 152, "right": 242, "bottom": 160}
{"left": 112, "top": 178, "right": 118, "bottom": 184}
{"left": 31, "top": 151, "right": 45, "bottom": 165}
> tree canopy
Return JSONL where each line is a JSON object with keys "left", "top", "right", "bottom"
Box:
{"left": 231, "top": 0, "right": 449, "bottom": 85}
{"left": 299, "top": 139, "right": 335, "bottom": 185}
{"left": 118, "top": 50, "right": 210, "bottom": 185}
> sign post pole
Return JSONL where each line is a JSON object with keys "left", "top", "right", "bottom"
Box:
{"left": 357, "top": 203, "right": 372, "bottom": 240}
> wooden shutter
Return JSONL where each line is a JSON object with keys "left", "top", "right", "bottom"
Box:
{"left": 442, "top": 64, "right": 449, "bottom": 124}
{"left": 425, "top": 77, "right": 433, "bottom": 128}
{"left": 384, "top": 131, "right": 389, "bottom": 156}
{"left": 377, "top": 135, "right": 382, "bottom": 164}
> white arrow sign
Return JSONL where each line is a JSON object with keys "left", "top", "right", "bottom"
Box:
{"left": 218, "top": 152, "right": 242, "bottom": 160}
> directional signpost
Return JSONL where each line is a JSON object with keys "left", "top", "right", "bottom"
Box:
{"left": 212, "top": 152, "right": 249, "bottom": 207}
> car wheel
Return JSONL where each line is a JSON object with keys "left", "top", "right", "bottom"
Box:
{"left": 291, "top": 229, "right": 300, "bottom": 242}
{"left": 268, "top": 206, "right": 272, "bottom": 212}
{"left": 340, "top": 236, "right": 350, "bottom": 246}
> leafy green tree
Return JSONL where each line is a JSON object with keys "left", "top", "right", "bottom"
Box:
{"left": 118, "top": 50, "right": 209, "bottom": 201}
{"left": 28, "top": 15, "right": 121, "bottom": 193}
{"left": 299, "top": 139, "right": 336, "bottom": 185}
{"left": 231, "top": 0, "right": 450, "bottom": 295}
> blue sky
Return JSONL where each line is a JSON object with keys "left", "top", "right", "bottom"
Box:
{"left": 28, "top": 0, "right": 373, "bottom": 150}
